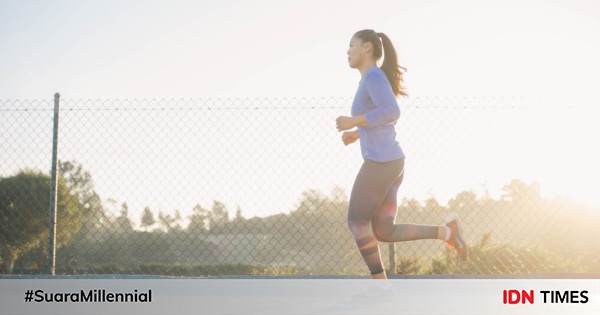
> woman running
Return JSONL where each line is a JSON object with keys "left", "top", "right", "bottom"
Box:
{"left": 336, "top": 29, "right": 468, "bottom": 279}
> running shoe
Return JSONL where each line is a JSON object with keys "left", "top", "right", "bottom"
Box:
{"left": 444, "top": 213, "right": 468, "bottom": 262}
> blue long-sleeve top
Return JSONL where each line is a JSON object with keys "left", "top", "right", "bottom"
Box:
{"left": 351, "top": 65, "right": 405, "bottom": 162}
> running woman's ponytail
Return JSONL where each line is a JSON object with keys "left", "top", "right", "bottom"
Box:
{"left": 354, "top": 29, "right": 408, "bottom": 97}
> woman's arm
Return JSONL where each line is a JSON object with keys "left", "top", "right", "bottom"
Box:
{"left": 363, "top": 72, "right": 400, "bottom": 126}
{"left": 336, "top": 72, "right": 399, "bottom": 131}
{"left": 336, "top": 115, "right": 366, "bottom": 131}
{"left": 341, "top": 130, "right": 359, "bottom": 145}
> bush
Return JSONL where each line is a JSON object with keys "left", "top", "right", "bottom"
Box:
{"left": 422, "top": 233, "right": 582, "bottom": 274}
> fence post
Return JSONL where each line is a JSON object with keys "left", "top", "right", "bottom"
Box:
{"left": 388, "top": 243, "right": 396, "bottom": 276}
{"left": 48, "top": 92, "right": 60, "bottom": 276}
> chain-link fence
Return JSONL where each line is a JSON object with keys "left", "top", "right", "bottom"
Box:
{"left": 1, "top": 96, "right": 599, "bottom": 277}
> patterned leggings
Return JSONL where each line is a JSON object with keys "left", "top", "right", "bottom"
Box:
{"left": 347, "top": 159, "right": 439, "bottom": 275}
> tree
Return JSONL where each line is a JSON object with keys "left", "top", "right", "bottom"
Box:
{"left": 140, "top": 207, "right": 156, "bottom": 232}
{"left": 158, "top": 211, "right": 181, "bottom": 233}
{"left": 502, "top": 179, "right": 541, "bottom": 203}
{"left": 229, "top": 205, "right": 244, "bottom": 232}
{"left": 115, "top": 202, "right": 133, "bottom": 234}
{"left": 234, "top": 206, "right": 244, "bottom": 221}
{"left": 294, "top": 189, "right": 327, "bottom": 214}
{"left": 330, "top": 186, "right": 348, "bottom": 205}
{"left": 59, "top": 161, "right": 107, "bottom": 232}
{"left": 424, "top": 196, "right": 446, "bottom": 218}
{"left": 188, "top": 204, "right": 209, "bottom": 234}
{"left": 0, "top": 170, "right": 81, "bottom": 273}
{"left": 172, "top": 210, "right": 183, "bottom": 232}
{"left": 209, "top": 201, "right": 229, "bottom": 233}
{"left": 446, "top": 190, "right": 479, "bottom": 220}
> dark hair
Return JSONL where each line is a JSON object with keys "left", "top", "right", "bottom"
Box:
{"left": 353, "top": 29, "right": 407, "bottom": 97}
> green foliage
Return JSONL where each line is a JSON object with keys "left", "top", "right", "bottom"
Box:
{"left": 0, "top": 170, "right": 81, "bottom": 273}
{"left": 28, "top": 263, "right": 301, "bottom": 277}
{"left": 421, "top": 233, "right": 582, "bottom": 274}
{"left": 140, "top": 207, "right": 156, "bottom": 230}
{"left": 251, "top": 265, "right": 305, "bottom": 276}
{"left": 3, "top": 164, "right": 598, "bottom": 277}
{"left": 138, "top": 264, "right": 256, "bottom": 277}
{"left": 59, "top": 161, "right": 106, "bottom": 228}
{"left": 395, "top": 257, "right": 424, "bottom": 275}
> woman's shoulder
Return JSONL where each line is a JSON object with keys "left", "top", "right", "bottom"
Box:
{"left": 363, "top": 67, "right": 389, "bottom": 87}
{"left": 363, "top": 67, "right": 386, "bottom": 81}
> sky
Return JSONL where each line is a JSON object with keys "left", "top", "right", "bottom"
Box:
{"left": 2, "top": 0, "right": 600, "bottom": 99}
{"left": 1, "top": 0, "right": 600, "bottom": 223}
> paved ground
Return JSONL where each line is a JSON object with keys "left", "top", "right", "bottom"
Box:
{"left": 1, "top": 273, "right": 599, "bottom": 279}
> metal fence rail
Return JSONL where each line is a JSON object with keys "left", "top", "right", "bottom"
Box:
{"left": 1, "top": 96, "right": 599, "bottom": 276}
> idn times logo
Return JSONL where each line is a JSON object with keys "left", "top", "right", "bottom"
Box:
{"left": 503, "top": 290, "right": 589, "bottom": 304}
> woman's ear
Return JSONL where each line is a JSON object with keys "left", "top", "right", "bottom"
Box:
{"left": 362, "top": 41, "right": 372, "bottom": 55}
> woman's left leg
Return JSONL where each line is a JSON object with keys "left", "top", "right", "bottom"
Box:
{"left": 370, "top": 163, "right": 470, "bottom": 262}
{"left": 371, "top": 167, "right": 444, "bottom": 242}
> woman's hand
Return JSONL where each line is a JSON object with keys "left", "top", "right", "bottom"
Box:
{"left": 336, "top": 116, "right": 356, "bottom": 131}
{"left": 336, "top": 115, "right": 367, "bottom": 131}
{"left": 341, "top": 131, "right": 359, "bottom": 146}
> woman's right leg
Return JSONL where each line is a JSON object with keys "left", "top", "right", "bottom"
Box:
{"left": 347, "top": 159, "right": 404, "bottom": 277}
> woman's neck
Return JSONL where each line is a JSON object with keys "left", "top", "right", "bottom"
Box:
{"left": 358, "top": 61, "right": 377, "bottom": 76}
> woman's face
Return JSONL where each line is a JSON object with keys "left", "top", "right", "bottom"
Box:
{"left": 347, "top": 36, "right": 371, "bottom": 69}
